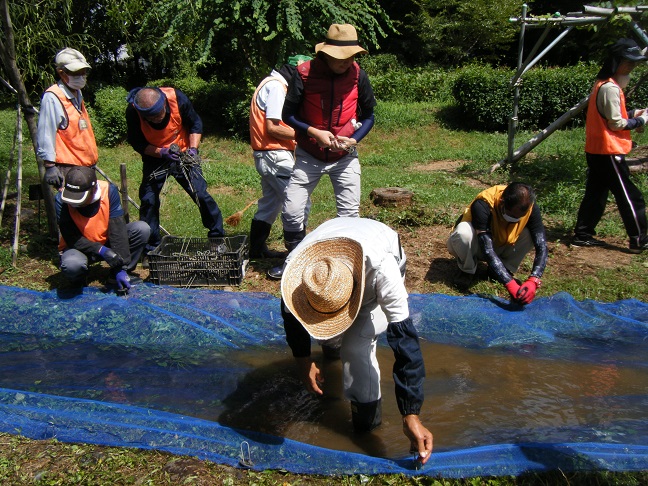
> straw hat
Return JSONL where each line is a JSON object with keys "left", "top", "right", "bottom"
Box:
{"left": 281, "top": 237, "right": 365, "bottom": 340}
{"left": 315, "top": 24, "right": 368, "bottom": 60}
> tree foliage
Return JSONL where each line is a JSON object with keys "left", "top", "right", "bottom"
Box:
{"left": 137, "top": 0, "right": 394, "bottom": 82}
{"left": 397, "top": 0, "right": 522, "bottom": 66}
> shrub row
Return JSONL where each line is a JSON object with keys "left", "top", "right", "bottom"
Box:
{"left": 87, "top": 56, "right": 648, "bottom": 145}
{"left": 451, "top": 62, "right": 648, "bottom": 131}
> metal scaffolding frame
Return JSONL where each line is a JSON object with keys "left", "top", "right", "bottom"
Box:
{"left": 492, "top": 4, "right": 648, "bottom": 173}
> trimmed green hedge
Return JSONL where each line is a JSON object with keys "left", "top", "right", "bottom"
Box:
{"left": 451, "top": 62, "right": 648, "bottom": 131}
{"left": 90, "top": 86, "right": 129, "bottom": 147}
{"left": 85, "top": 58, "right": 648, "bottom": 143}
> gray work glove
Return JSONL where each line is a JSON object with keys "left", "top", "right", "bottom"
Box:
{"left": 44, "top": 165, "right": 63, "bottom": 188}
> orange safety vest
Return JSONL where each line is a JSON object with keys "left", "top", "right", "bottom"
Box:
{"left": 59, "top": 180, "right": 111, "bottom": 251}
{"left": 585, "top": 79, "right": 633, "bottom": 155}
{"left": 46, "top": 84, "right": 98, "bottom": 167}
{"left": 460, "top": 185, "right": 533, "bottom": 247}
{"left": 136, "top": 87, "right": 189, "bottom": 150}
{"left": 249, "top": 76, "right": 296, "bottom": 151}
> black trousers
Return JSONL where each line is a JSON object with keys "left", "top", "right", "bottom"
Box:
{"left": 574, "top": 153, "right": 647, "bottom": 245}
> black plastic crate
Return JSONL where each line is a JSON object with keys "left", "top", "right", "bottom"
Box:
{"left": 148, "top": 235, "right": 249, "bottom": 287}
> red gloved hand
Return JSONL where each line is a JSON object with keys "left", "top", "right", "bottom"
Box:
{"left": 516, "top": 277, "right": 541, "bottom": 305}
{"left": 504, "top": 279, "right": 521, "bottom": 301}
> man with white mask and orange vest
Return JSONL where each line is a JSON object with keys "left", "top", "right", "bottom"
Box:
{"left": 573, "top": 38, "right": 648, "bottom": 253}
{"left": 37, "top": 48, "right": 98, "bottom": 189}
{"left": 447, "top": 182, "right": 547, "bottom": 304}
{"left": 56, "top": 166, "right": 150, "bottom": 292}
{"left": 126, "top": 86, "right": 224, "bottom": 255}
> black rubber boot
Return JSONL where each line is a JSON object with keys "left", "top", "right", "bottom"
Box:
{"left": 284, "top": 228, "right": 306, "bottom": 252}
{"left": 267, "top": 228, "right": 306, "bottom": 279}
{"left": 351, "top": 399, "right": 382, "bottom": 433}
{"left": 249, "top": 219, "right": 287, "bottom": 259}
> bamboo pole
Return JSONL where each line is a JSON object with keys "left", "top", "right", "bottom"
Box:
{"left": 0, "top": 112, "right": 15, "bottom": 227}
{"left": 11, "top": 104, "right": 22, "bottom": 266}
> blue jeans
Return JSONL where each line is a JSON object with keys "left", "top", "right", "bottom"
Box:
{"left": 139, "top": 160, "right": 224, "bottom": 251}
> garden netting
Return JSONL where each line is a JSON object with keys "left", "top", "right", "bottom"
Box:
{"left": 0, "top": 284, "right": 646, "bottom": 478}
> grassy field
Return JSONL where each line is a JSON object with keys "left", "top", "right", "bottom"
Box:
{"left": 0, "top": 102, "right": 647, "bottom": 484}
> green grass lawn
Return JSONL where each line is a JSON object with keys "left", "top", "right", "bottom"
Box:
{"left": 0, "top": 102, "right": 647, "bottom": 484}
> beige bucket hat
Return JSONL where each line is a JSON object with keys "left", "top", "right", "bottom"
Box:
{"left": 315, "top": 24, "right": 368, "bottom": 60}
{"left": 281, "top": 237, "right": 365, "bottom": 340}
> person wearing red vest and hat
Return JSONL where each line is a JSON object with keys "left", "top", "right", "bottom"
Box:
{"left": 573, "top": 38, "right": 648, "bottom": 253}
{"left": 126, "top": 86, "right": 224, "bottom": 255}
{"left": 268, "top": 24, "right": 377, "bottom": 279}
{"left": 56, "top": 166, "right": 150, "bottom": 292}
{"left": 447, "top": 182, "right": 547, "bottom": 305}
{"left": 37, "top": 48, "right": 99, "bottom": 189}
{"left": 248, "top": 55, "right": 312, "bottom": 260}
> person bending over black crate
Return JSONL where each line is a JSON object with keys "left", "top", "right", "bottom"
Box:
{"left": 125, "top": 86, "right": 225, "bottom": 258}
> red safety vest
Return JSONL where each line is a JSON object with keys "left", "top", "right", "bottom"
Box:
{"left": 46, "top": 84, "right": 98, "bottom": 167}
{"left": 585, "top": 79, "right": 633, "bottom": 155}
{"left": 249, "top": 76, "right": 296, "bottom": 151}
{"left": 295, "top": 58, "right": 360, "bottom": 162}
{"left": 136, "top": 87, "right": 189, "bottom": 150}
{"left": 59, "top": 180, "right": 111, "bottom": 250}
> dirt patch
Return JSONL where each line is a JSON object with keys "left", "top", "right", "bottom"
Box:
{"left": 410, "top": 159, "right": 470, "bottom": 172}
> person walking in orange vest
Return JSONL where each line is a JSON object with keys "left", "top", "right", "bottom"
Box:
{"left": 447, "top": 183, "right": 547, "bottom": 305}
{"left": 573, "top": 38, "right": 648, "bottom": 253}
{"left": 248, "top": 55, "right": 312, "bottom": 260}
{"left": 126, "top": 87, "right": 224, "bottom": 254}
{"left": 37, "top": 48, "right": 99, "bottom": 189}
{"left": 56, "top": 166, "right": 150, "bottom": 292}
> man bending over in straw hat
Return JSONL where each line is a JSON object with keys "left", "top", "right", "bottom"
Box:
{"left": 268, "top": 23, "right": 377, "bottom": 279}
{"left": 280, "top": 217, "right": 433, "bottom": 464}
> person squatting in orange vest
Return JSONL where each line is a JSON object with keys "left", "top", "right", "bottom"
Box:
{"left": 56, "top": 166, "right": 150, "bottom": 292}
{"left": 447, "top": 183, "right": 548, "bottom": 305}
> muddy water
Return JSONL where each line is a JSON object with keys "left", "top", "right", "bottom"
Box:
{"left": 209, "top": 340, "right": 648, "bottom": 459}
{"left": 1, "top": 338, "right": 646, "bottom": 461}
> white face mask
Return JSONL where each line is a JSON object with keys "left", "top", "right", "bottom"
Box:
{"left": 501, "top": 205, "right": 521, "bottom": 223}
{"left": 502, "top": 213, "right": 521, "bottom": 223}
{"left": 66, "top": 75, "right": 87, "bottom": 90}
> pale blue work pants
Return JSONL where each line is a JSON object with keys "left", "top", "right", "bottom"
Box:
{"left": 281, "top": 147, "right": 361, "bottom": 233}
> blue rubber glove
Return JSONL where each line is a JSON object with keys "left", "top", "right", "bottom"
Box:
{"left": 115, "top": 270, "right": 131, "bottom": 291}
{"left": 98, "top": 245, "right": 124, "bottom": 269}
{"left": 159, "top": 147, "right": 181, "bottom": 163}
{"left": 44, "top": 165, "right": 63, "bottom": 187}
{"left": 187, "top": 147, "right": 199, "bottom": 158}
